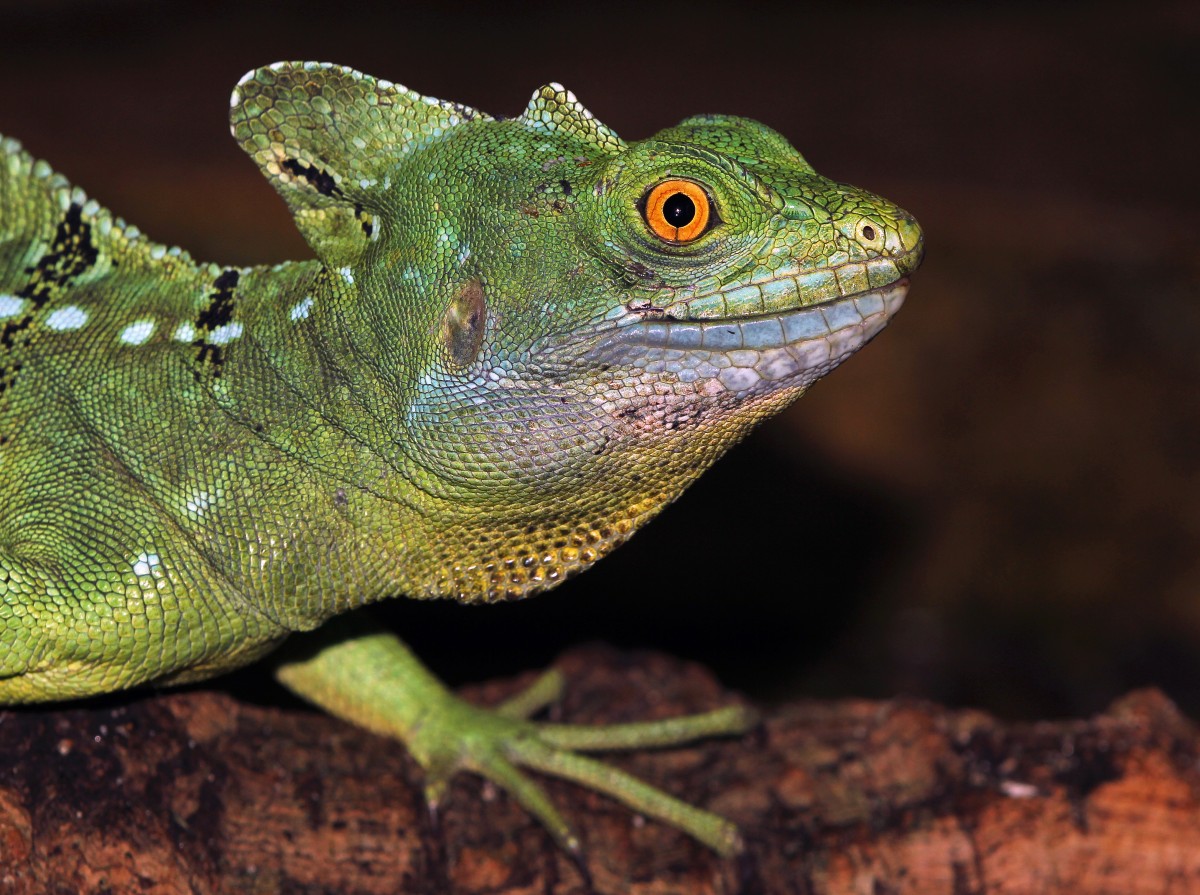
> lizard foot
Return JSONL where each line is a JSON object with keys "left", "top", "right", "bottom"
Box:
{"left": 416, "top": 666, "right": 754, "bottom": 855}
{"left": 275, "top": 615, "right": 755, "bottom": 856}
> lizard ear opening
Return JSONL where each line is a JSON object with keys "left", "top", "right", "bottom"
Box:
{"left": 518, "top": 84, "right": 624, "bottom": 154}
{"left": 230, "top": 62, "right": 490, "bottom": 266}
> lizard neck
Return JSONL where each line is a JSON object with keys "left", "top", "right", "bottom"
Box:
{"left": 204, "top": 257, "right": 706, "bottom": 610}
{"left": 198, "top": 259, "right": 450, "bottom": 623}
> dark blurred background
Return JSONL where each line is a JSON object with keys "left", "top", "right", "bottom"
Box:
{"left": 2, "top": 0, "right": 1196, "bottom": 719}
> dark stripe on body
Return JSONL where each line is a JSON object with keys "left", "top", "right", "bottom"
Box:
{"left": 192, "top": 268, "right": 240, "bottom": 376}
{"left": 0, "top": 202, "right": 99, "bottom": 395}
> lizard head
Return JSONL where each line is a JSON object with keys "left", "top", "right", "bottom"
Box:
{"left": 233, "top": 65, "right": 923, "bottom": 601}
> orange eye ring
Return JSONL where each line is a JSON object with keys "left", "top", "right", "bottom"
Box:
{"left": 642, "top": 179, "right": 711, "bottom": 243}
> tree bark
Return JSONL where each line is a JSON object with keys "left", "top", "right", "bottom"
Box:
{"left": 0, "top": 646, "right": 1195, "bottom": 894}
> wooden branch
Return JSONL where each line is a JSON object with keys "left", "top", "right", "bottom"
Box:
{"left": 0, "top": 646, "right": 1195, "bottom": 894}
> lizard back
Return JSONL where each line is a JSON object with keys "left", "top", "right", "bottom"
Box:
{"left": 0, "top": 138, "right": 294, "bottom": 697}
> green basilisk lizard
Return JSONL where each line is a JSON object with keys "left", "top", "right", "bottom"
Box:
{"left": 0, "top": 63, "right": 922, "bottom": 858}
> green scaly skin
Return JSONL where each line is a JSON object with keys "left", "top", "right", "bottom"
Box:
{"left": 0, "top": 63, "right": 923, "bottom": 857}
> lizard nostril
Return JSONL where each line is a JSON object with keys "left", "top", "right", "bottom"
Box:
{"left": 861, "top": 225, "right": 876, "bottom": 241}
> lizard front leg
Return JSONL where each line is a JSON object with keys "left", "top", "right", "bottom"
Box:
{"left": 274, "top": 612, "right": 755, "bottom": 857}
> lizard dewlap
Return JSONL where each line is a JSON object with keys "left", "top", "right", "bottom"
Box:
{"left": 0, "top": 63, "right": 922, "bottom": 856}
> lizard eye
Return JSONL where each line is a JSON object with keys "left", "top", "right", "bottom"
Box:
{"left": 641, "top": 179, "right": 712, "bottom": 243}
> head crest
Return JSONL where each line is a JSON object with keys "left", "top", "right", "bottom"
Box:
{"left": 230, "top": 62, "right": 490, "bottom": 264}
{"left": 518, "top": 83, "right": 623, "bottom": 152}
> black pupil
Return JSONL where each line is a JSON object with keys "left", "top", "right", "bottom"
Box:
{"left": 662, "top": 192, "right": 696, "bottom": 228}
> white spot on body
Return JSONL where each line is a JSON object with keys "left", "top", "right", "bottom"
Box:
{"left": 119, "top": 319, "right": 156, "bottom": 345}
{"left": 289, "top": 296, "right": 314, "bottom": 321}
{"left": 132, "top": 552, "right": 161, "bottom": 577}
{"left": 339, "top": 267, "right": 355, "bottom": 285}
{"left": 0, "top": 295, "right": 26, "bottom": 319}
{"left": 209, "top": 322, "right": 244, "bottom": 345}
{"left": 45, "top": 305, "right": 88, "bottom": 331}
{"left": 174, "top": 322, "right": 197, "bottom": 342}
{"left": 185, "top": 492, "right": 213, "bottom": 519}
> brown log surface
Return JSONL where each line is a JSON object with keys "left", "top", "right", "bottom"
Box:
{"left": 0, "top": 647, "right": 1196, "bottom": 895}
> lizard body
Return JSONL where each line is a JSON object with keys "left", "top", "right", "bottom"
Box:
{"left": 0, "top": 63, "right": 922, "bottom": 854}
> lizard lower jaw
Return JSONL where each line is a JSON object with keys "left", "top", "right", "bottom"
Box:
{"left": 592, "top": 279, "right": 908, "bottom": 396}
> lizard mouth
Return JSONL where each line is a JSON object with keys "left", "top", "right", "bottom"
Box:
{"left": 589, "top": 276, "right": 909, "bottom": 396}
